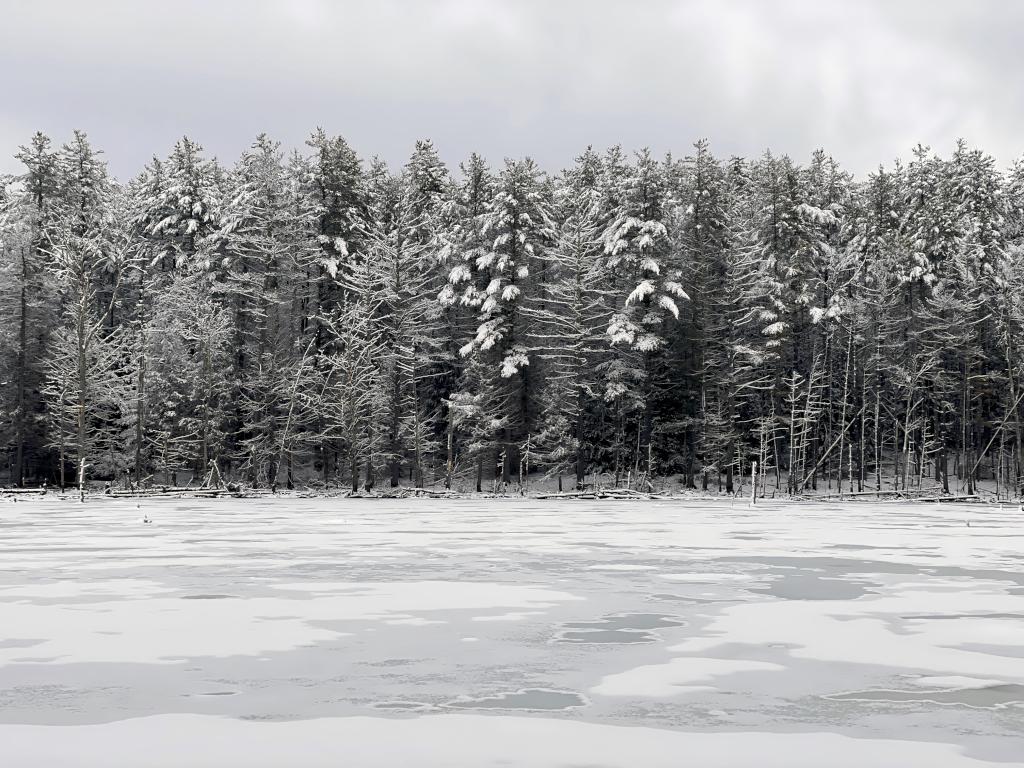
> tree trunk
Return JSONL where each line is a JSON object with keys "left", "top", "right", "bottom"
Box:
{"left": 201, "top": 342, "right": 211, "bottom": 477}
{"left": 135, "top": 267, "right": 147, "bottom": 489}
{"left": 76, "top": 280, "right": 88, "bottom": 502}
{"left": 14, "top": 248, "right": 28, "bottom": 487}
{"left": 445, "top": 409, "right": 455, "bottom": 490}
{"left": 575, "top": 387, "right": 586, "bottom": 489}
{"left": 501, "top": 428, "right": 513, "bottom": 485}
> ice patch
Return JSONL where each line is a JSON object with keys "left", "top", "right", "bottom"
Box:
{"left": 825, "top": 685, "right": 1024, "bottom": 710}
{"left": 659, "top": 573, "right": 754, "bottom": 583}
{"left": 914, "top": 676, "right": 1006, "bottom": 689}
{"left": 445, "top": 688, "right": 586, "bottom": 711}
{"left": 383, "top": 617, "right": 446, "bottom": 626}
{"left": 471, "top": 611, "right": 544, "bottom": 622}
{"left": 668, "top": 587, "right": 1024, "bottom": 682}
{"left": 0, "top": 581, "right": 579, "bottom": 666}
{"left": 587, "top": 564, "right": 658, "bottom": 572}
{"left": 370, "top": 701, "right": 432, "bottom": 712}
{"left": 592, "top": 657, "right": 785, "bottom": 697}
{"left": 0, "top": 579, "right": 177, "bottom": 600}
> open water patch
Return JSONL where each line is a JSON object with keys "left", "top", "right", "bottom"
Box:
{"left": 0, "top": 639, "right": 44, "bottom": 649}
{"left": 749, "top": 573, "right": 878, "bottom": 601}
{"left": 557, "top": 613, "right": 685, "bottom": 644}
{"left": 824, "top": 684, "right": 1024, "bottom": 710}
{"left": 445, "top": 688, "right": 586, "bottom": 711}
{"left": 180, "top": 594, "right": 237, "bottom": 600}
{"left": 370, "top": 701, "right": 433, "bottom": 712}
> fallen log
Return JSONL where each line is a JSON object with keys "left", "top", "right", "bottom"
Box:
{"left": 107, "top": 489, "right": 243, "bottom": 499}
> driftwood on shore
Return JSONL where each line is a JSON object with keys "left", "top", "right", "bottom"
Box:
{"left": 534, "top": 488, "right": 668, "bottom": 500}
{"left": 378, "top": 487, "right": 454, "bottom": 498}
{"left": 106, "top": 487, "right": 244, "bottom": 499}
{"left": 797, "top": 488, "right": 983, "bottom": 503}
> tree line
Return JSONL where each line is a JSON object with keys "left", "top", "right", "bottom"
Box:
{"left": 1, "top": 132, "right": 1023, "bottom": 497}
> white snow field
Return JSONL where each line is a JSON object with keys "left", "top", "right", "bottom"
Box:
{"left": 1, "top": 498, "right": 1023, "bottom": 767}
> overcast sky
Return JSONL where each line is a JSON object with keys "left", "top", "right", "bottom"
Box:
{"left": 2, "top": 0, "right": 1021, "bottom": 180}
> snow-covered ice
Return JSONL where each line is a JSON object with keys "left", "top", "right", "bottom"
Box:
{"left": 1, "top": 497, "right": 1022, "bottom": 766}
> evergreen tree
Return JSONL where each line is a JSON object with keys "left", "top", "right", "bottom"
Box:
{"left": 531, "top": 148, "right": 610, "bottom": 488}
{"left": 601, "top": 149, "right": 688, "bottom": 484}
{"left": 1, "top": 134, "right": 60, "bottom": 485}
{"left": 458, "top": 158, "right": 555, "bottom": 485}
{"left": 441, "top": 153, "right": 496, "bottom": 490}
{"left": 42, "top": 133, "right": 135, "bottom": 495}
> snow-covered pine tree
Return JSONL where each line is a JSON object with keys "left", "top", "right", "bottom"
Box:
{"left": 314, "top": 251, "right": 384, "bottom": 492}
{"left": 42, "top": 133, "right": 137, "bottom": 496}
{"left": 146, "top": 272, "right": 233, "bottom": 484}
{"left": 530, "top": 147, "right": 611, "bottom": 489}
{"left": 361, "top": 157, "right": 444, "bottom": 488}
{"left": 141, "top": 137, "right": 221, "bottom": 273}
{"left": 999, "top": 156, "right": 1024, "bottom": 495}
{"left": 441, "top": 153, "right": 495, "bottom": 490}
{"left": 889, "top": 147, "right": 956, "bottom": 490}
{"left": 843, "top": 164, "right": 904, "bottom": 491}
{"left": 305, "top": 130, "right": 369, "bottom": 334}
{"left": 403, "top": 140, "right": 453, "bottom": 487}
{"left": 457, "top": 158, "right": 555, "bottom": 487}
{"left": 1, "top": 134, "right": 59, "bottom": 485}
{"left": 219, "top": 135, "right": 282, "bottom": 483}
{"left": 601, "top": 149, "right": 688, "bottom": 487}
{"left": 795, "top": 150, "right": 852, "bottom": 492}
{"left": 942, "top": 142, "right": 1006, "bottom": 494}
{"left": 125, "top": 142, "right": 231, "bottom": 488}
{"left": 738, "top": 151, "right": 842, "bottom": 491}
{"left": 669, "top": 140, "right": 735, "bottom": 490}
{"left": 0, "top": 178, "right": 26, "bottom": 483}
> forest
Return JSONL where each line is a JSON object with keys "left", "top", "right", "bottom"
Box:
{"left": 1, "top": 131, "right": 1023, "bottom": 498}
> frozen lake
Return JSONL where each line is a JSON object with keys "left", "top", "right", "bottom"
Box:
{"left": 1, "top": 497, "right": 1023, "bottom": 767}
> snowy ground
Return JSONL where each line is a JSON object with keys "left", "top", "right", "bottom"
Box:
{"left": 1, "top": 497, "right": 1023, "bottom": 767}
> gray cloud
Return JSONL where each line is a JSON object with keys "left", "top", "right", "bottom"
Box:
{"left": 1, "top": 0, "right": 1021, "bottom": 179}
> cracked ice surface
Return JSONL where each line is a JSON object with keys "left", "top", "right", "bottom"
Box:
{"left": 1, "top": 497, "right": 1023, "bottom": 766}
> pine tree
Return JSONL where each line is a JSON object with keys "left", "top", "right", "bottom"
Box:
{"left": 601, "top": 149, "right": 688, "bottom": 485}
{"left": 147, "top": 272, "right": 233, "bottom": 483}
{"left": 363, "top": 160, "right": 444, "bottom": 487}
{"left": 457, "top": 158, "right": 555, "bottom": 486}
{"left": 305, "top": 129, "right": 368, "bottom": 319}
{"left": 213, "top": 135, "right": 320, "bottom": 485}
{"left": 1, "top": 134, "right": 59, "bottom": 485}
{"left": 670, "top": 141, "right": 735, "bottom": 489}
{"left": 141, "top": 137, "right": 221, "bottom": 272}
{"left": 441, "top": 153, "right": 495, "bottom": 490}
{"left": 531, "top": 148, "right": 611, "bottom": 488}
{"left": 943, "top": 142, "right": 1006, "bottom": 494}
{"left": 42, "top": 133, "right": 136, "bottom": 496}
{"left": 316, "top": 254, "right": 384, "bottom": 492}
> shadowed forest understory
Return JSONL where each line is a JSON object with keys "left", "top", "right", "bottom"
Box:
{"left": 2, "top": 132, "right": 1024, "bottom": 498}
